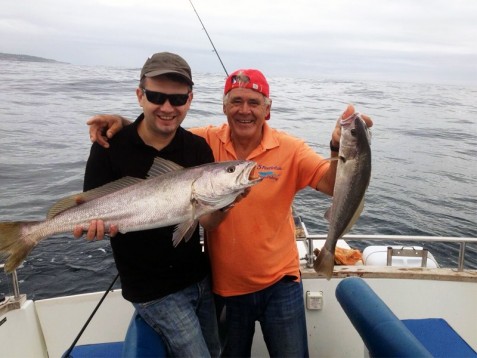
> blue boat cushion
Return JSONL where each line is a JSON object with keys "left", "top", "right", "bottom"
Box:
{"left": 336, "top": 277, "right": 433, "bottom": 357}
{"left": 335, "top": 277, "right": 477, "bottom": 357}
{"left": 68, "top": 342, "right": 123, "bottom": 357}
{"left": 403, "top": 318, "right": 477, "bottom": 358}
{"left": 66, "top": 312, "right": 168, "bottom": 358}
{"left": 122, "top": 311, "right": 168, "bottom": 357}
{"left": 336, "top": 277, "right": 477, "bottom": 357}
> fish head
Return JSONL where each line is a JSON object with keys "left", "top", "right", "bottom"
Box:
{"left": 192, "top": 160, "right": 262, "bottom": 210}
{"left": 339, "top": 113, "right": 371, "bottom": 159}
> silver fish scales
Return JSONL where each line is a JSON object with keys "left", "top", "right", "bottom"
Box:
{"left": 0, "top": 157, "right": 262, "bottom": 272}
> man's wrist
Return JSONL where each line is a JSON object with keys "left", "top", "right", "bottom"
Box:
{"left": 330, "top": 140, "right": 340, "bottom": 152}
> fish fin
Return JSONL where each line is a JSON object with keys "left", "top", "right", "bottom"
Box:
{"left": 147, "top": 157, "right": 183, "bottom": 178}
{"left": 324, "top": 207, "right": 332, "bottom": 222}
{"left": 0, "top": 222, "right": 40, "bottom": 273}
{"left": 47, "top": 177, "right": 143, "bottom": 219}
{"left": 172, "top": 220, "right": 198, "bottom": 247}
{"left": 323, "top": 157, "right": 339, "bottom": 162}
{"left": 183, "top": 221, "right": 199, "bottom": 243}
{"left": 313, "top": 246, "right": 335, "bottom": 280}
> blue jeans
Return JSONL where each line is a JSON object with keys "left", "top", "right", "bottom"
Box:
{"left": 221, "top": 276, "right": 309, "bottom": 357}
{"left": 133, "top": 276, "right": 221, "bottom": 357}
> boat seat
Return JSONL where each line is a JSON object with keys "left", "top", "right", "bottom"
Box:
{"left": 122, "top": 311, "right": 168, "bottom": 357}
{"left": 66, "top": 342, "right": 123, "bottom": 357}
{"left": 336, "top": 277, "right": 477, "bottom": 357}
{"left": 66, "top": 311, "right": 167, "bottom": 358}
{"left": 402, "top": 318, "right": 477, "bottom": 358}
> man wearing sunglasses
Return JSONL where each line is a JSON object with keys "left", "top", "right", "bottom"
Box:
{"left": 81, "top": 52, "right": 221, "bottom": 357}
{"left": 80, "top": 69, "right": 373, "bottom": 357}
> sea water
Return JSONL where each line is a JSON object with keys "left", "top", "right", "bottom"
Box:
{"left": 0, "top": 60, "right": 476, "bottom": 299}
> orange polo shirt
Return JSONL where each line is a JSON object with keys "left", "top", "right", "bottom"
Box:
{"left": 191, "top": 123, "right": 330, "bottom": 297}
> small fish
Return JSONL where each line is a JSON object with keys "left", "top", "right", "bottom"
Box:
{"left": 314, "top": 108, "right": 372, "bottom": 279}
{"left": 0, "top": 158, "right": 262, "bottom": 272}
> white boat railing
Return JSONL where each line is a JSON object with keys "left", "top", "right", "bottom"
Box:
{"left": 0, "top": 264, "right": 20, "bottom": 300}
{"left": 1, "top": 233, "right": 476, "bottom": 305}
{"left": 300, "top": 233, "right": 477, "bottom": 271}
{"left": 0, "top": 264, "right": 26, "bottom": 317}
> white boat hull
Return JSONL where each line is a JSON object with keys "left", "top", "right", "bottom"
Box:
{"left": 1, "top": 233, "right": 476, "bottom": 357}
{"left": 1, "top": 265, "right": 476, "bottom": 357}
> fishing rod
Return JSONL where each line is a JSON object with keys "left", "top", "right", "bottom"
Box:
{"left": 62, "top": 273, "right": 119, "bottom": 358}
{"left": 188, "top": 0, "right": 228, "bottom": 76}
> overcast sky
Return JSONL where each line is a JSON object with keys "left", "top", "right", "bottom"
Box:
{"left": 2, "top": 0, "right": 476, "bottom": 85}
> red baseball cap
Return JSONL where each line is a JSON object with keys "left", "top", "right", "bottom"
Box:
{"left": 224, "top": 69, "right": 270, "bottom": 119}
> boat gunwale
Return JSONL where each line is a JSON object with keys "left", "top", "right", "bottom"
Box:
{"left": 303, "top": 233, "right": 477, "bottom": 244}
{"left": 298, "top": 233, "right": 477, "bottom": 273}
{"left": 301, "top": 264, "right": 477, "bottom": 282}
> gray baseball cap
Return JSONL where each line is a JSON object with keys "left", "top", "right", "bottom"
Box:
{"left": 140, "top": 52, "right": 193, "bottom": 85}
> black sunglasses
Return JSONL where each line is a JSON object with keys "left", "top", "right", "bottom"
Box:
{"left": 141, "top": 88, "right": 190, "bottom": 106}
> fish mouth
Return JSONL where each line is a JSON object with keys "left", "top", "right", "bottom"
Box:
{"left": 340, "top": 112, "right": 360, "bottom": 126}
{"left": 242, "top": 162, "right": 263, "bottom": 186}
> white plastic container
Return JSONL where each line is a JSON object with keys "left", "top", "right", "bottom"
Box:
{"left": 362, "top": 245, "right": 438, "bottom": 268}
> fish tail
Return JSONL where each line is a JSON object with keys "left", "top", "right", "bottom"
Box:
{"left": 0, "top": 222, "right": 39, "bottom": 273}
{"left": 313, "top": 247, "right": 335, "bottom": 280}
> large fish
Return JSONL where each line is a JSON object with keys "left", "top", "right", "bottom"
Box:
{"left": 314, "top": 111, "right": 372, "bottom": 279}
{"left": 0, "top": 158, "right": 262, "bottom": 272}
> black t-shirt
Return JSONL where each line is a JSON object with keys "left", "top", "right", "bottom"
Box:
{"left": 83, "top": 114, "right": 214, "bottom": 303}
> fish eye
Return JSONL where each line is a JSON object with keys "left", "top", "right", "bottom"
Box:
{"left": 226, "top": 166, "right": 236, "bottom": 173}
{"left": 350, "top": 129, "right": 357, "bottom": 136}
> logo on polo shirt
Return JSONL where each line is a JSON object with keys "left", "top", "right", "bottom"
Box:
{"left": 257, "top": 164, "right": 281, "bottom": 181}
